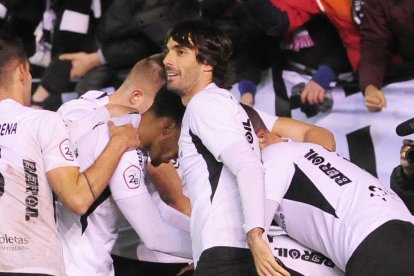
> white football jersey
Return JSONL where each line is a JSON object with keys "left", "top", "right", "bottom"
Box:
{"left": 263, "top": 141, "right": 414, "bottom": 271}
{"left": 179, "top": 83, "right": 262, "bottom": 264}
{"left": 58, "top": 92, "right": 192, "bottom": 275}
{"left": 268, "top": 226, "right": 344, "bottom": 276}
{"left": 57, "top": 114, "right": 147, "bottom": 276}
{"left": 0, "top": 99, "right": 78, "bottom": 275}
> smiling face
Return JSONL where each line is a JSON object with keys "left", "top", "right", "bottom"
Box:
{"left": 163, "top": 38, "right": 213, "bottom": 105}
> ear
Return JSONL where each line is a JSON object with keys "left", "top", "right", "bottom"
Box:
{"left": 202, "top": 63, "right": 213, "bottom": 73}
{"left": 130, "top": 89, "right": 144, "bottom": 104}
{"left": 256, "top": 129, "right": 267, "bottom": 145}
{"left": 16, "top": 62, "right": 26, "bottom": 83}
{"left": 162, "top": 119, "right": 177, "bottom": 136}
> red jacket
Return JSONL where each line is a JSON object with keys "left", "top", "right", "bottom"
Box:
{"left": 270, "top": 0, "right": 361, "bottom": 71}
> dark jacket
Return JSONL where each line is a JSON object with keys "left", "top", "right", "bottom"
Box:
{"left": 96, "top": 0, "right": 198, "bottom": 68}
{"left": 390, "top": 165, "right": 414, "bottom": 215}
{"left": 359, "top": 0, "right": 414, "bottom": 91}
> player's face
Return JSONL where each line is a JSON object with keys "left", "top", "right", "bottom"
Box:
{"left": 149, "top": 128, "right": 180, "bottom": 166}
{"left": 163, "top": 38, "right": 207, "bottom": 102}
{"left": 138, "top": 111, "right": 180, "bottom": 166}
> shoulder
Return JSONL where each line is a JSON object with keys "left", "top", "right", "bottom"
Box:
{"left": 187, "top": 84, "right": 237, "bottom": 114}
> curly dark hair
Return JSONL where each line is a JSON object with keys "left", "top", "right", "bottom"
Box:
{"left": 166, "top": 20, "right": 235, "bottom": 89}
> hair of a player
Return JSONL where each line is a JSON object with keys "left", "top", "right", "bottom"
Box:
{"left": 240, "top": 103, "right": 269, "bottom": 134}
{"left": 166, "top": 20, "right": 234, "bottom": 89}
{"left": 148, "top": 86, "right": 186, "bottom": 126}
{"left": 122, "top": 53, "right": 166, "bottom": 91}
{"left": 0, "top": 35, "right": 27, "bottom": 86}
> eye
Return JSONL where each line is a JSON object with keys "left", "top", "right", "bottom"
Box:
{"left": 177, "top": 48, "right": 186, "bottom": 56}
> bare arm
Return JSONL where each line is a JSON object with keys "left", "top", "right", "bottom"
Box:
{"left": 147, "top": 162, "right": 191, "bottom": 216}
{"left": 272, "top": 117, "right": 336, "bottom": 151}
{"left": 47, "top": 121, "right": 140, "bottom": 214}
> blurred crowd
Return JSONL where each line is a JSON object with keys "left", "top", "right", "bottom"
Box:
{"left": 0, "top": 0, "right": 413, "bottom": 113}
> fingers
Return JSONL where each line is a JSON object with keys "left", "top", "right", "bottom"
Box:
{"left": 267, "top": 258, "right": 290, "bottom": 276}
{"left": 256, "top": 259, "right": 290, "bottom": 276}
{"left": 365, "top": 96, "right": 385, "bottom": 112}
{"left": 301, "top": 82, "right": 325, "bottom": 105}
{"left": 365, "top": 86, "right": 386, "bottom": 112}
{"left": 107, "top": 121, "right": 140, "bottom": 151}
{"left": 240, "top": 92, "right": 255, "bottom": 106}
{"left": 59, "top": 53, "right": 78, "bottom": 61}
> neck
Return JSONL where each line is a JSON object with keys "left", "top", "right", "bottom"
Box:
{"left": 261, "top": 132, "right": 285, "bottom": 150}
{"left": 0, "top": 88, "right": 25, "bottom": 106}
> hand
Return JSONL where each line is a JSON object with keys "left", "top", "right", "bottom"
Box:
{"left": 105, "top": 104, "right": 138, "bottom": 118}
{"left": 247, "top": 228, "right": 290, "bottom": 276}
{"left": 300, "top": 80, "right": 325, "bottom": 105}
{"left": 240, "top": 92, "right": 255, "bottom": 106}
{"left": 176, "top": 263, "right": 194, "bottom": 276}
{"left": 400, "top": 139, "right": 414, "bottom": 178}
{"left": 364, "top": 85, "right": 386, "bottom": 112}
{"left": 59, "top": 52, "right": 101, "bottom": 80}
{"left": 107, "top": 120, "right": 140, "bottom": 152}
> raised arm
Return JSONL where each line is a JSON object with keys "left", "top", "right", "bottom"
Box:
{"left": 47, "top": 121, "right": 140, "bottom": 215}
{"left": 272, "top": 117, "right": 336, "bottom": 151}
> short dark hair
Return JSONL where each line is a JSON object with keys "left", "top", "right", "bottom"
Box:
{"left": 149, "top": 87, "right": 186, "bottom": 125}
{"left": 166, "top": 20, "right": 234, "bottom": 89}
{"left": 240, "top": 103, "right": 269, "bottom": 134}
{"left": 0, "top": 35, "right": 27, "bottom": 84}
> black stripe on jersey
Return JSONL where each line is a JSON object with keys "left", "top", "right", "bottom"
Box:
{"left": 80, "top": 186, "right": 111, "bottom": 233}
{"left": 190, "top": 130, "right": 223, "bottom": 202}
{"left": 284, "top": 164, "right": 338, "bottom": 218}
{"left": 347, "top": 126, "right": 377, "bottom": 177}
{"left": 96, "top": 92, "right": 108, "bottom": 99}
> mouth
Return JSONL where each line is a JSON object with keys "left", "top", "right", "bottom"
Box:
{"left": 166, "top": 67, "right": 179, "bottom": 80}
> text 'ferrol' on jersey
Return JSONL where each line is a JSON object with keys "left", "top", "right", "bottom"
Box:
{"left": 242, "top": 118, "right": 254, "bottom": 145}
{"left": 304, "top": 149, "right": 352, "bottom": 186}
{"left": 23, "top": 159, "right": 39, "bottom": 221}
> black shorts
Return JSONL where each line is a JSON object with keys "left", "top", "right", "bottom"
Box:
{"left": 112, "top": 254, "right": 192, "bottom": 276}
{"left": 194, "top": 246, "right": 303, "bottom": 276}
{"left": 346, "top": 219, "right": 414, "bottom": 276}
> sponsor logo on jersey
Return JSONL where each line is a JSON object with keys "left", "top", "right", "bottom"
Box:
{"left": 304, "top": 149, "right": 352, "bottom": 186}
{"left": 23, "top": 159, "right": 39, "bottom": 221}
{"left": 270, "top": 244, "right": 336, "bottom": 268}
{"left": 0, "top": 122, "right": 17, "bottom": 136}
{"left": 0, "top": 234, "right": 29, "bottom": 251}
{"left": 123, "top": 165, "right": 142, "bottom": 189}
{"left": 59, "top": 139, "right": 75, "bottom": 161}
{"left": 368, "top": 185, "right": 398, "bottom": 202}
{"left": 242, "top": 118, "right": 254, "bottom": 145}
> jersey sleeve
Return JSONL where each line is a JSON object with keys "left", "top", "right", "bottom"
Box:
{"left": 187, "top": 93, "right": 247, "bottom": 160}
{"left": 109, "top": 149, "right": 148, "bottom": 201}
{"left": 38, "top": 111, "right": 79, "bottom": 172}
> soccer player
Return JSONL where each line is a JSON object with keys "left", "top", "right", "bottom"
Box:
{"left": 0, "top": 36, "right": 140, "bottom": 275}
{"left": 163, "top": 20, "right": 289, "bottom": 275}
{"left": 242, "top": 104, "right": 414, "bottom": 275}
{"left": 57, "top": 88, "right": 192, "bottom": 275}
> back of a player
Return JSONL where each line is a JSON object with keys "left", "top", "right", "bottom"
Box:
{"left": 263, "top": 141, "right": 414, "bottom": 273}
{"left": 0, "top": 100, "right": 77, "bottom": 275}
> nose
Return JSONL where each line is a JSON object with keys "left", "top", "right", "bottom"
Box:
{"left": 163, "top": 51, "right": 173, "bottom": 67}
